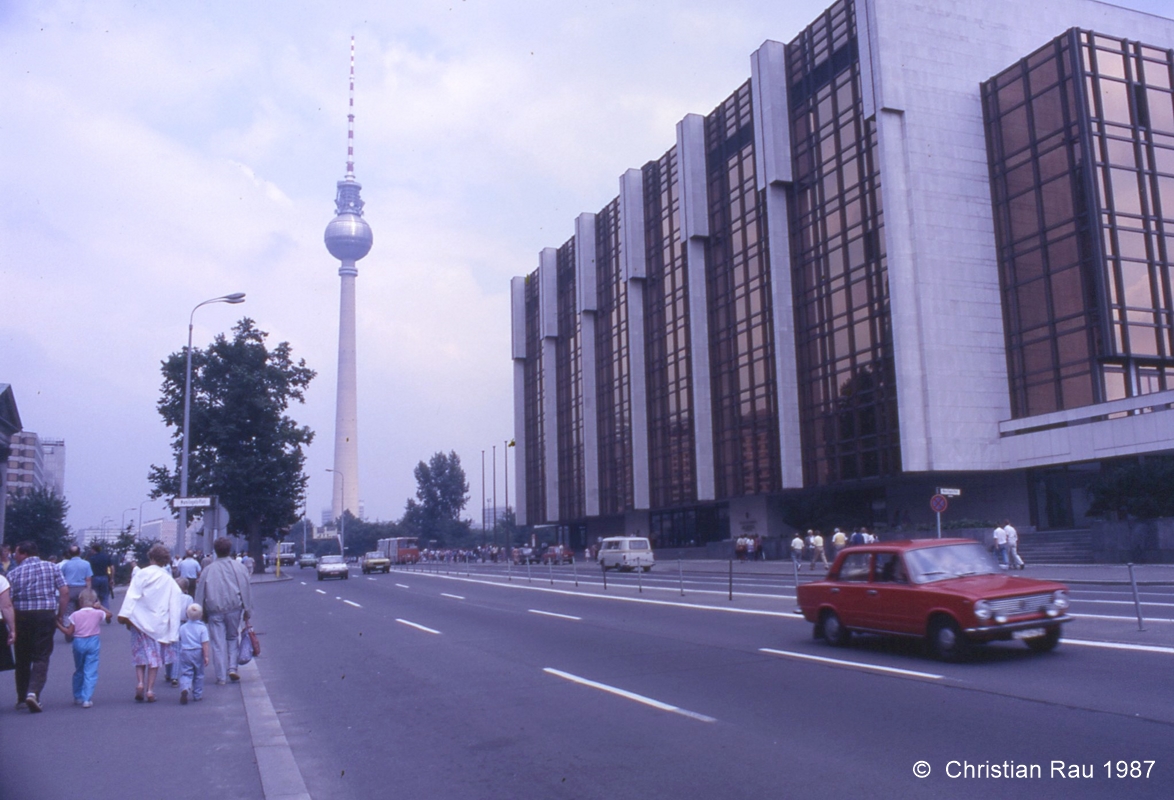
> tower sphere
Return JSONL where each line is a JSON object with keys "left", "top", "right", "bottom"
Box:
{"left": 324, "top": 178, "right": 373, "bottom": 263}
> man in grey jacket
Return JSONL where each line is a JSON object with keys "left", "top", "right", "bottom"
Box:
{"left": 194, "top": 537, "right": 252, "bottom": 684}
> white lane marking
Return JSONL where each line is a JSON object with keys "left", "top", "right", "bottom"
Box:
{"left": 402, "top": 572, "right": 802, "bottom": 618}
{"left": 441, "top": 593, "right": 465, "bottom": 600}
{"left": 1064, "top": 638, "right": 1174, "bottom": 655}
{"left": 1075, "top": 598, "right": 1174, "bottom": 608}
{"left": 300, "top": 582, "right": 306, "bottom": 586}
{"left": 396, "top": 619, "right": 441, "bottom": 635}
{"left": 335, "top": 596, "right": 341, "bottom": 600}
{"left": 368, "top": 577, "right": 377, "bottom": 581}
{"left": 395, "top": 583, "right": 410, "bottom": 589}
{"left": 343, "top": 600, "right": 361, "bottom": 608}
{"left": 543, "top": 668, "right": 715, "bottom": 723}
{"left": 1073, "top": 613, "right": 1174, "bottom": 623}
{"left": 529, "top": 609, "right": 582, "bottom": 621}
{"left": 759, "top": 648, "right": 943, "bottom": 680}
{"left": 315, "top": 589, "right": 326, "bottom": 595}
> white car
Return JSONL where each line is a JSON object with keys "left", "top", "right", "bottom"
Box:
{"left": 598, "top": 536, "right": 655, "bottom": 572}
{"left": 316, "top": 555, "right": 349, "bottom": 581}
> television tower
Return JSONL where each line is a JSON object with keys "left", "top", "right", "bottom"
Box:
{"left": 323, "top": 36, "right": 372, "bottom": 521}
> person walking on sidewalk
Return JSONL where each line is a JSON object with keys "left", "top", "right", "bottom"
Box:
{"left": 118, "top": 544, "right": 186, "bottom": 703}
{"left": 8, "top": 541, "right": 68, "bottom": 712}
{"left": 176, "top": 603, "right": 210, "bottom": 705}
{"left": 1004, "top": 520, "right": 1025, "bottom": 570}
{"left": 56, "top": 588, "right": 111, "bottom": 708}
{"left": 60, "top": 546, "right": 93, "bottom": 613}
{"left": 194, "top": 537, "right": 253, "bottom": 685}
{"left": 87, "top": 543, "right": 115, "bottom": 614}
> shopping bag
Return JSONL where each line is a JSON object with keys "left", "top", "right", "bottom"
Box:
{"left": 238, "top": 627, "right": 254, "bottom": 664}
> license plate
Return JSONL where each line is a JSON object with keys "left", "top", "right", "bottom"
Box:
{"left": 1012, "top": 628, "right": 1046, "bottom": 640}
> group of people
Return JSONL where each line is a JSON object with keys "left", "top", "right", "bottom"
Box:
{"left": 790, "top": 527, "right": 878, "bottom": 570}
{"left": 992, "top": 519, "right": 1025, "bottom": 569}
{"left": 734, "top": 535, "right": 764, "bottom": 561}
{"left": 0, "top": 536, "right": 253, "bottom": 713}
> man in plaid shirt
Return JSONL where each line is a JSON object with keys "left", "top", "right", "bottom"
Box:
{"left": 8, "top": 541, "right": 68, "bottom": 712}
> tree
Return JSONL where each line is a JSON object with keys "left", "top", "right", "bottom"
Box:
{"left": 149, "top": 318, "right": 316, "bottom": 573}
{"left": 402, "top": 451, "right": 470, "bottom": 546}
{"left": 3, "top": 488, "right": 73, "bottom": 557}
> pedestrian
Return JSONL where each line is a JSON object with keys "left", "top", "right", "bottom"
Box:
{"left": 992, "top": 523, "right": 1008, "bottom": 568}
{"left": 0, "top": 543, "right": 12, "bottom": 575}
{"left": 177, "top": 551, "right": 201, "bottom": 595}
{"left": 746, "top": 535, "right": 757, "bottom": 562}
{"left": 849, "top": 528, "right": 864, "bottom": 546}
{"left": 1004, "top": 520, "right": 1024, "bottom": 570}
{"left": 194, "top": 537, "right": 253, "bottom": 685}
{"left": 810, "top": 530, "right": 829, "bottom": 570}
{"left": 87, "top": 542, "right": 115, "bottom": 615}
{"left": 831, "top": 528, "right": 847, "bottom": 557}
{"left": 790, "top": 533, "right": 804, "bottom": 567}
{"left": 118, "top": 544, "right": 186, "bottom": 703}
{"left": 55, "top": 588, "right": 111, "bottom": 708}
{"left": 60, "top": 545, "right": 94, "bottom": 613}
{"left": 176, "top": 603, "right": 210, "bottom": 705}
{"left": 735, "top": 536, "right": 747, "bottom": 562}
{"left": 0, "top": 570, "right": 16, "bottom": 672}
{"left": 8, "top": 541, "right": 69, "bottom": 712}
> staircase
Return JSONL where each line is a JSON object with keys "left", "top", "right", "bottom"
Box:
{"left": 1015, "top": 529, "right": 1094, "bottom": 564}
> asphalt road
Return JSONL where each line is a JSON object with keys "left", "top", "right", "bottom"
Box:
{"left": 256, "top": 564, "right": 1172, "bottom": 799}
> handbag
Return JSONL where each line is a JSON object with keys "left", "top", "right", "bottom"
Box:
{"left": 247, "top": 624, "right": 261, "bottom": 657}
{"left": 238, "top": 622, "right": 261, "bottom": 664}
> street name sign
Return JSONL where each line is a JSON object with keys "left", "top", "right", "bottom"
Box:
{"left": 172, "top": 496, "right": 213, "bottom": 509}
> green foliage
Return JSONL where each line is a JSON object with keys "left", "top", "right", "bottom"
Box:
{"left": 337, "top": 514, "right": 402, "bottom": 557}
{"left": 149, "top": 318, "right": 315, "bottom": 568}
{"left": 401, "top": 451, "right": 471, "bottom": 546}
{"left": 3, "top": 488, "right": 73, "bottom": 558}
{"left": 1087, "top": 457, "right": 1174, "bottom": 520}
{"left": 133, "top": 537, "right": 163, "bottom": 566}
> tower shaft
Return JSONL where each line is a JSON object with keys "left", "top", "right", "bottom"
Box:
{"left": 332, "top": 263, "right": 360, "bottom": 520}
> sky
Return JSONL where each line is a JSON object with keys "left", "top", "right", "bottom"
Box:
{"left": 1, "top": 0, "right": 1170, "bottom": 533}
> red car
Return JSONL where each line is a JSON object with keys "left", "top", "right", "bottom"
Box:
{"left": 540, "top": 545, "right": 575, "bottom": 565}
{"left": 796, "top": 539, "right": 1072, "bottom": 661}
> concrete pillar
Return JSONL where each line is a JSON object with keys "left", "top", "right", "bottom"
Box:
{"left": 332, "top": 262, "right": 360, "bottom": 519}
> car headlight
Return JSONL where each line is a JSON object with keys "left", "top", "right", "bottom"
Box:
{"left": 1052, "top": 590, "right": 1069, "bottom": 610}
{"left": 973, "top": 600, "right": 992, "bottom": 621}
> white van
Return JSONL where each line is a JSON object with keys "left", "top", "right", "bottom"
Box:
{"left": 597, "top": 536, "right": 655, "bottom": 572}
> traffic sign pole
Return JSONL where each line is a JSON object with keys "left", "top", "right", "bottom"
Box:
{"left": 930, "top": 493, "right": 949, "bottom": 538}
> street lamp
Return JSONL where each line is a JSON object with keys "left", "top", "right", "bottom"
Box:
{"left": 138, "top": 498, "right": 151, "bottom": 535}
{"left": 325, "top": 468, "right": 346, "bottom": 557}
{"left": 121, "top": 507, "right": 136, "bottom": 534}
{"left": 178, "top": 292, "right": 246, "bottom": 555}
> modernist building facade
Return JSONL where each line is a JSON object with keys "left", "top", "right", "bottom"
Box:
{"left": 511, "top": 0, "right": 1174, "bottom": 548}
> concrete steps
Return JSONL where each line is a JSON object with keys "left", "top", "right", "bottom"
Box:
{"left": 1015, "top": 529, "right": 1094, "bottom": 564}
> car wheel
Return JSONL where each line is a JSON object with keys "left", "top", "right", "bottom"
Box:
{"left": 928, "top": 617, "right": 971, "bottom": 662}
{"left": 821, "top": 610, "right": 850, "bottom": 647}
{"left": 1024, "top": 627, "right": 1061, "bottom": 653}
{"left": 317, "top": 575, "right": 323, "bottom": 581}
{"left": 642, "top": 566, "right": 652, "bottom": 572}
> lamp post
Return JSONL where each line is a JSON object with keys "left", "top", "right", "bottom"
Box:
{"left": 100, "top": 516, "right": 113, "bottom": 550}
{"left": 121, "top": 507, "right": 136, "bottom": 535}
{"left": 178, "top": 292, "right": 246, "bottom": 555}
{"left": 326, "top": 468, "right": 346, "bottom": 557}
{"left": 138, "top": 498, "right": 151, "bottom": 535}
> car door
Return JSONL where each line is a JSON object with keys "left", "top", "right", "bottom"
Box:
{"left": 864, "top": 551, "right": 921, "bottom": 634}
{"left": 827, "top": 551, "right": 873, "bottom": 628}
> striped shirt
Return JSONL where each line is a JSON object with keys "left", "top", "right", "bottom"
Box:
{"left": 9, "top": 557, "right": 66, "bottom": 612}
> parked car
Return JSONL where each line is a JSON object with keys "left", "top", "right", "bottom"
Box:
{"left": 511, "top": 546, "right": 539, "bottom": 564}
{"left": 796, "top": 539, "right": 1072, "bottom": 661}
{"left": 316, "top": 554, "right": 349, "bottom": 581}
{"left": 597, "top": 536, "right": 655, "bottom": 572}
{"left": 540, "top": 545, "right": 575, "bottom": 565}
{"left": 361, "top": 551, "right": 391, "bottom": 574}
{"left": 299, "top": 553, "right": 318, "bottom": 569}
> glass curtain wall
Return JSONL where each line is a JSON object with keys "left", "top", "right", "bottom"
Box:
{"left": 555, "top": 238, "right": 585, "bottom": 521}
{"left": 786, "top": 0, "right": 899, "bottom": 485}
{"left": 523, "top": 271, "right": 547, "bottom": 524}
{"left": 595, "top": 199, "right": 635, "bottom": 515}
{"left": 643, "top": 147, "right": 698, "bottom": 509}
{"left": 705, "top": 80, "right": 782, "bottom": 499}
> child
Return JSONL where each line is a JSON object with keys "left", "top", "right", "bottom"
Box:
{"left": 177, "top": 603, "right": 210, "bottom": 704}
{"left": 56, "top": 588, "right": 111, "bottom": 708}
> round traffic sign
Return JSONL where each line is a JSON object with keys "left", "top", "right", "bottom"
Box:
{"left": 930, "top": 494, "right": 948, "bottom": 513}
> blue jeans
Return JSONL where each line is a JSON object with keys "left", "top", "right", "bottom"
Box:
{"left": 179, "top": 648, "right": 205, "bottom": 699}
{"left": 72, "top": 636, "right": 101, "bottom": 703}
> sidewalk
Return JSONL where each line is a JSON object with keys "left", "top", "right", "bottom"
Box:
{"left": 0, "top": 573, "right": 301, "bottom": 800}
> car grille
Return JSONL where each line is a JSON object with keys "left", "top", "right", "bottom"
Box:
{"left": 988, "top": 594, "right": 1053, "bottom": 616}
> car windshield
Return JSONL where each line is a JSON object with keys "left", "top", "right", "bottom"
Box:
{"left": 365, "top": 553, "right": 381, "bottom": 558}
{"left": 904, "top": 543, "right": 1001, "bottom": 584}
{"left": 320, "top": 556, "right": 344, "bottom": 564}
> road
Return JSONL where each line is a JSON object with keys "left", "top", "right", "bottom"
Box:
{"left": 255, "top": 563, "right": 1172, "bottom": 799}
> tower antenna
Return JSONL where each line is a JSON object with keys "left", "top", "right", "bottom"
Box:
{"left": 346, "top": 35, "right": 356, "bottom": 178}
